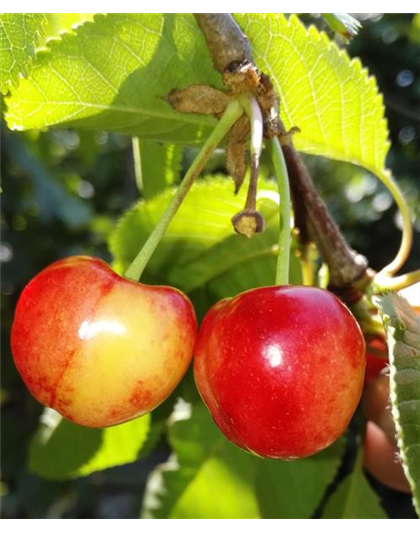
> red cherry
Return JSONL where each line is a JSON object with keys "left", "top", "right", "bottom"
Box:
{"left": 11, "top": 256, "right": 197, "bottom": 428}
{"left": 194, "top": 286, "right": 366, "bottom": 459}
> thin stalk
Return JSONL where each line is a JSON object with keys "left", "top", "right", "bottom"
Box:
{"left": 374, "top": 168, "right": 413, "bottom": 277}
{"left": 271, "top": 137, "right": 291, "bottom": 286}
{"left": 374, "top": 269, "right": 420, "bottom": 293}
{"left": 231, "top": 96, "right": 265, "bottom": 238}
{"left": 124, "top": 100, "right": 244, "bottom": 281}
{"left": 241, "top": 96, "right": 264, "bottom": 211}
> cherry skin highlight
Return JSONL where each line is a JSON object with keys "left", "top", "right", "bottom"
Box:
{"left": 194, "top": 286, "right": 366, "bottom": 459}
{"left": 11, "top": 256, "right": 197, "bottom": 428}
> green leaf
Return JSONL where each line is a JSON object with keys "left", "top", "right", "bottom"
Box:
{"left": 0, "top": 14, "right": 46, "bottom": 94}
{"left": 29, "top": 409, "right": 150, "bottom": 480}
{"left": 255, "top": 438, "right": 345, "bottom": 518}
{"left": 5, "top": 14, "right": 220, "bottom": 143}
{"left": 5, "top": 14, "right": 389, "bottom": 178}
{"left": 323, "top": 469, "right": 388, "bottom": 518}
{"left": 110, "top": 176, "right": 301, "bottom": 295}
{"left": 203, "top": 230, "right": 302, "bottom": 299}
{"left": 235, "top": 14, "right": 389, "bottom": 174}
{"left": 110, "top": 176, "right": 252, "bottom": 276}
{"left": 40, "top": 14, "right": 95, "bottom": 45}
{"left": 142, "top": 402, "right": 343, "bottom": 533}
{"left": 141, "top": 402, "right": 260, "bottom": 518}
{"left": 375, "top": 292, "right": 420, "bottom": 516}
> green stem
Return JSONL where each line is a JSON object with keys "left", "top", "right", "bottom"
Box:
{"left": 374, "top": 168, "right": 413, "bottom": 277}
{"left": 131, "top": 137, "right": 143, "bottom": 192}
{"left": 271, "top": 137, "right": 291, "bottom": 286}
{"left": 240, "top": 96, "right": 263, "bottom": 199}
{"left": 245, "top": 96, "right": 263, "bottom": 208}
{"left": 231, "top": 96, "right": 265, "bottom": 238}
{"left": 373, "top": 268, "right": 420, "bottom": 293}
{"left": 124, "top": 100, "right": 244, "bottom": 281}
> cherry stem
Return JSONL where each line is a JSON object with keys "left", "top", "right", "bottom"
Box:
{"left": 124, "top": 100, "right": 244, "bottom": 281}
{"left": 271, "top": 137, "right": 291, "bottom": 286}
{"left": 373, "top": 268, "right": 420, "bottom": 293}
{"left": 374, "top": 168, "right": 413, "bottom": 277}
{"left": 241, "top": 96, "right": 263, "bottom": 211}
{"left": 231, "top": 96, "right": 265, "bottom": 239}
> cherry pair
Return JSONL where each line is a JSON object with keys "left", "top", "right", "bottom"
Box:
{"left": 11, "top": 256, "right": 365, "bottom": 459}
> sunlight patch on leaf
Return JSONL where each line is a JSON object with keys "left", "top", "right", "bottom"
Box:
{"left": 0, "top": 14, "right": 46, "bottom": 94}
{"left": 29, "top": 408, "right": 150, "bottom": 479}
{"left": 141, "top": 403, "right": 260, "bottom": 518}
{"left": 5, "top": 14, "right": 220, "bottom": 142}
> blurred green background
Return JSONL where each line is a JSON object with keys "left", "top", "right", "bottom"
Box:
{"left": 1, "top": 13, "right": 419, "bottom": 518}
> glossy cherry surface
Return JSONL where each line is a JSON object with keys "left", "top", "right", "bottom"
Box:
{"left": 194, "top": 285, "right": 366, "bottom": 459}
{"left": 11, "top": 256, "right": 197, "bottom": 428}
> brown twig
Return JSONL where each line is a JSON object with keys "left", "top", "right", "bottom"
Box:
{"left": 194, "top": 14, "right": 253, "bottom": 73}
{"left": 278, "top": 127, "right": 373, "bottom": 297}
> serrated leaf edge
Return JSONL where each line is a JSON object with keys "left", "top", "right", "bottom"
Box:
{"left": 0, "top": 13, "right": 47, "bottom": 94}
{"left": 239, "top": 13, "right": 390, "bottom": 172}
{"left": 375, "top": 293, "right": 420, "bottom": 516}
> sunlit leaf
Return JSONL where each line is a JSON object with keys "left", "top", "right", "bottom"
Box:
{"left": 6, "top": 14, "right": 389, "bottom": 177}
{"left": 5, "top": 14, "right": 220, "bottom": 143}
{"left": 235, "top": 14, "right": 389, "bottom": 173}
{"left": 30, "top": 409, "right": 150, "bottom": 479}
{"left": 142, "top": 402, "right": 346, "bottom": 519}
{"left": 0, "top": 13, "right": 46, "bottom": 94}
{"left": 40, "top": 13, "right": 95, "bottom": 46}
{"left": 141, "top": 402, "right": 260, "bottom": 518}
